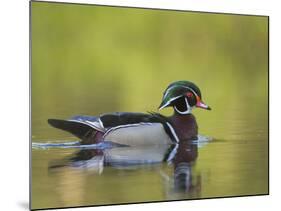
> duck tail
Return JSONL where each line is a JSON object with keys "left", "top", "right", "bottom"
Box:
{"left": 48, "top": 119, "right": 97, "bottom": 141}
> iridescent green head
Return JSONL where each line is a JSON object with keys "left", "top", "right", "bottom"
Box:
{"left": 159, "top": 81, "right": 211, "bottom": 114}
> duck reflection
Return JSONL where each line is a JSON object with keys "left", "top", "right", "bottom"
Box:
{"left": 49, "top": 140, "right": 201, "bottom": 194}
{"left": 172, "top": 141, "right": 200, "bottom": 193}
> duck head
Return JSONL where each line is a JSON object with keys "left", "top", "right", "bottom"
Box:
{"left": 159, "top": 81, "right": 211, "bottom": 115}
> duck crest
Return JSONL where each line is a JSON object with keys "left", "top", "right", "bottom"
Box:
{"left": 169, "top": 114, "right": 198, "bottom": 141}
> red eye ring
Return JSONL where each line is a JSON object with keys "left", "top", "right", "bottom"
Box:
{"left": 186, "top": 92, "right": 193, "bottom": 98}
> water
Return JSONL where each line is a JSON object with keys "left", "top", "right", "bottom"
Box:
{"left": 31, "top": 113, "right": 268, "bottom": 209}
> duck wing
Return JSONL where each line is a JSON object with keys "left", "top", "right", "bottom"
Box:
{"left": 99, "top": 112, "right": 157, "bottom": 128}
{"left": 48, "top": 112, "right": 178, "bottom": 143}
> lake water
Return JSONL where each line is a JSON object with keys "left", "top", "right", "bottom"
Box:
{"left": 31, "top": 101, "right": 268, "bottom": 209}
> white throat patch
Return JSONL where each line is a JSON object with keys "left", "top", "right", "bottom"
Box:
{"left": 174, "top": 97, "right": 193, "bottom": 114}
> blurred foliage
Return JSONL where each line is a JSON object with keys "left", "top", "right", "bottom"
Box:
{"left": 32, "top": 2, "right": 268, "bottom": 135}
{"left": 31, "top": 2, "right": 268, "bottom": 209}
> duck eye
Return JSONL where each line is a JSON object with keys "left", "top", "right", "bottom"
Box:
{"left": 186, "top": 92, "right": 193, "bottom": 98}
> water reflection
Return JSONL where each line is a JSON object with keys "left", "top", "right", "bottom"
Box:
{"left": 48, "top": 139, "right": 202, "bottom": 194}
{"left": 173, "top": 141, "right": 200, "bottom": 193}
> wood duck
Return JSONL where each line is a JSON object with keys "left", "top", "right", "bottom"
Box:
{"left": 48, "top": 81, "right": 211, "bottom": 145}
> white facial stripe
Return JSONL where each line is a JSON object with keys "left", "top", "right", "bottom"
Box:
{"left": 185, "top": 97, "right": 190, "bottom": 109}
{"left": 163, "top": 85, "right": 198, "bottom": 99}
{"left": 173, "top": 97, "right": 192, "bottom": 114}
{"left": 159, "top": 95, "right": 182, "bottom": 110}
{"left": 174, "top": 106, "right": 192, "bottom": 114}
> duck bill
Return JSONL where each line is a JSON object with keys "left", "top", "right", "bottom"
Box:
{"left": 196, "top": 100, "right": 211, "bottom": 110}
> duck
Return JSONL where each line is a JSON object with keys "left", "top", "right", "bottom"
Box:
{"left": 48, "top": 80, "right": 211, "bottom": 146}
